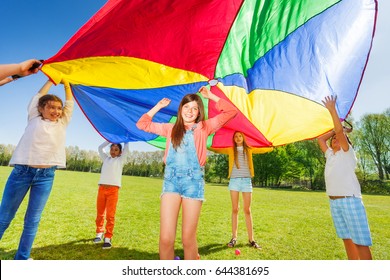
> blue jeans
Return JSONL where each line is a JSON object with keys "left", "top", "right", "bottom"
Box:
{"left": 0, "top": 165, "right": 56, "bottom": 260}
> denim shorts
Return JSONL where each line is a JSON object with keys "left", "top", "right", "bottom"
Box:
{"left": 228, "top": 177, "right": 253, "bottom": 192}
{"left": 330, "top": 197, "right": 372, "bottom": 246}
{"left": 162, "top": 168, "right": 205, "bottom": 201}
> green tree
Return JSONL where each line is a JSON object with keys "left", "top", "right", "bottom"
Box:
{"left": 355, "top": 111, "right": 390, "bottom": 180}
{"left": 351, "top": 130, "right": 377, "bottom": 181}
{"left": 253, "top": 147, "right": 290, "bottom": 187}
{"left": 291, "top": 140, "right": 324, "bottom": 190}
{"left": 0, "top": 144, "right": 14, "bottom": 166}
{"left": 383, "top": 108, "right": 390, "bottom": 179}
{"left": 206, "top": 153, "right": 228, "bottom": 183}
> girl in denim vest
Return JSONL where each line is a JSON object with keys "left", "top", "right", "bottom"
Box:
{"left": 137, "top": 86, "right": 237, "bottom": 260}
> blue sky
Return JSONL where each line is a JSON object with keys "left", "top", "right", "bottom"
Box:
{"left": 0, "top": 1, "right": 388, "bottom": 152}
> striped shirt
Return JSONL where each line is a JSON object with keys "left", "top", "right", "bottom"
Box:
{"left": 230, "top": 146, "right": 251, "bottom": 178}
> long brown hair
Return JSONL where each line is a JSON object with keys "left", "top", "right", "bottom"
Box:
{"left": 171, "top": 94, "right": 205, "bottom": 149}
{"left": 233, "top": 131, "right": 250, "bottom": 168}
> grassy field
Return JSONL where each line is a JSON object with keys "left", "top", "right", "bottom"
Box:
{"left": 0, "top": 166, "right": 389, "bottom": 260}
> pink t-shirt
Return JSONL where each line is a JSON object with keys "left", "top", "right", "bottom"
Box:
{"left": 136, "top": 98, "right": 237, "bottom": 166}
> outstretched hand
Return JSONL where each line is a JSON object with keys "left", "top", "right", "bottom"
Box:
{"left": 322, "top": 95, "right": 337, "bottom": 112}
{"left": 59, "top": 79, "right": 73, "bottom": 101}
{"left": 199, "top": 86, "right": 212, "bottom": 99}
{"left": 0, "top": 59, "right": 42, "bottom": 86}
{"left": 60, "top": 78, "right": 70, "bottom": 87}
{"left": 198, "top": 86, "right": 220, "bottom": 102}
{"left": 19, "top": 59, "right": 42, "bottom": 76}
{"left": 157, "top": 97, "right": 171, "bottom": 109}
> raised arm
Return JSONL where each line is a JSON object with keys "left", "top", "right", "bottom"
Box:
{"left": 199, "top": 86, "right": 238, "bottom": 134}
{"left": 122, "top": 142, "right": 130, "bottom": 157}
{"left": 199, "top": 86, "right": 220, "bottom": 103}
{"left": 61, "top": 80, "right": 73, "bottom": 101}
{"left": 317, "top": 130, "right": 335, "bottom": 153}
{"left": 38, "top": 80, "right": 54, "bottom": 95}
{"left": 136, "top": 98, "right": 173, "bottom": 136}
{"left": 320, "top": 95, "right": 349, "bottom": 152}
{"left": 98, "top": 141, "right": 110, "bottom": 160}
{"left": 146, "top": 98, "right": 171, "bottom": 118}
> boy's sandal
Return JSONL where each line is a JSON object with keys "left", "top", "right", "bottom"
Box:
{"left": 249, "top": 240, "right": 262, "bottom": 249}
{"left": 227, "top": 238, "right": 237, "bottom": 248}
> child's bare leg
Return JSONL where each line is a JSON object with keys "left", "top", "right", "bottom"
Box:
{"left": 230, "top": 191, "right": 240, "bottom": 239}
{"left": 343, "top": 239, "right": 359, "bottom": 260}
{"left": 159, "top": 194, "right": 181, "bottom": 260}
{"left": 181, "top": 199, "right": 202, "bottom": 260}
{"left": 356, "top": 244, "right": 372, "bottom": 260}
{"left": 242, "top": 192, "right": 254, "bottom": 241}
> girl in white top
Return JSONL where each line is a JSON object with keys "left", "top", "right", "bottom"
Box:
{"left": 94, "top": 141, "right": 129, "bottom": 249}
{"left": 318, "top": 95, "right": 372, "bottom": 260}
{"left": 0, "top": 80, "right": 73, "bottom": 260}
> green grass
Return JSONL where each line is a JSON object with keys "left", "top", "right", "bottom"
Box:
{"left": 0, "top": 166, "right": 389, "bottom": 260}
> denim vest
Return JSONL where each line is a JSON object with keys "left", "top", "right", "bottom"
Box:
{"left": 165, "top": 125, "right": 203, "bottom": 177}
{"left": 163, "top": 125, "right": 205, "bottom": 199}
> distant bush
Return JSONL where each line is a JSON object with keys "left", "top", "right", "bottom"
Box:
{"left": 361, "top": 180, "right": 390, "bottom": 195}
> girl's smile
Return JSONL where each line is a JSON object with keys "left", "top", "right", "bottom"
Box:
{"left": 181, "top": 101, "right": 199, "bottom": 124}
{"left": 39, "top": 101, "right": 63, "bottom": 122}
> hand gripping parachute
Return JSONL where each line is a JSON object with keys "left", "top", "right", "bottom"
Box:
{"left": 41, "top": 0, "right": 377, "bottom": 150}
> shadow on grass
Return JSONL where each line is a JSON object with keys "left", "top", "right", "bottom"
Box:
{"left": 1, "top": 238, "right": 159, "bottom": 260}
{"left": 199, "top": 243, "right": 227, "bottom": 255}
{"left": 0, "top": 248, "right": 16, "bottom": 260}
{"left": 172, "top": 243, "right": 226, "bottom": 260}
{"left": 1, "top": 240, "right": 228, "bottom": 260}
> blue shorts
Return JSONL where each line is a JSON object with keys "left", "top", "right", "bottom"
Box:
{"left": 330, "top": 197, "right": 372, "bottom": 246}
{"left": 162, "top": 168, "right": 205, "bottom": 201}
{"left": 228, "top": 177, "right": 252, "bottom": 193}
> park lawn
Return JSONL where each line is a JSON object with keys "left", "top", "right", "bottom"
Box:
{"left": 0, "top": 166, "right": 389, "bottom": 260}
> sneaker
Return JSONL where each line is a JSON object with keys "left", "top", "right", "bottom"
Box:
{"left": 102, "top": 238, "right": 112, "bottom": 249}
{"left": 93, "top": 232, "right": 104, "bottom": 243}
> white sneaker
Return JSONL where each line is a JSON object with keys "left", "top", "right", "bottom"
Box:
{"left": 102, "top": 238, "right": 112, "bottom": 249}
{"left": 93, "top": 232, "right": 104, "bottom": 243}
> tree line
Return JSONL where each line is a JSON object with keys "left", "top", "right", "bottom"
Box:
{"left": 207, "top": 109, "right": 389, "bottom": 194}
{"left": 0, "top": 109, "right": 389, "bottom": 194}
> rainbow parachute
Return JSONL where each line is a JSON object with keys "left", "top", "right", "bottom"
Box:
{"left": 42, "top": 0, "right": 377, "bottom": 149}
